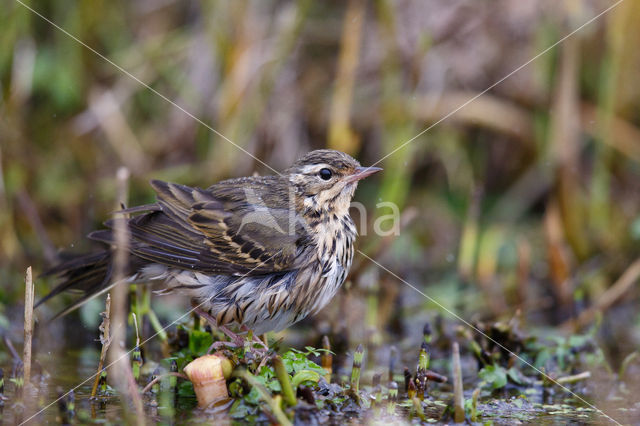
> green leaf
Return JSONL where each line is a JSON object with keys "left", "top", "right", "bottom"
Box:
{"left": 507, "top": 367, "right": 527, "bottom": 385}
{"left": 479, "top": 365, "right": 508, "bottom": 389}
{"left": 244, "top": 386, "right": 262, "bottom": 405}
{"left": 281, "top": 350, "right": 325, "bottom": 375}
{"left": 534, "top": 348, "right": 551, "bottom": 368}
{"left": 188, "top": 329, "right": 213, "bottom": 356}
{"left": 230, "top": 399, "right": 257, "bottom": 419}
{"left": 177, "top": 381, "right": 196, "bottom": 398}
{"left": 266, "top": 378, "right": 282, "bottom": 393}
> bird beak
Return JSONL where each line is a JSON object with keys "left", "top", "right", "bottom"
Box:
{"left": 344, "top": 166, "right": 383, "bottom": 183}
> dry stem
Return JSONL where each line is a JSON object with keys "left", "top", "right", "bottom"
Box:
{"left": 107, "top": 167, "right": 145, "bottom": 423}
{"left": 23, "top": 266, "right": 34, "bottom": 385}
{"left": 452, "top": 342, "right": 465, "bottom": 423}
{"left": 91, "top": 294, "right": 112, "bottom": 398}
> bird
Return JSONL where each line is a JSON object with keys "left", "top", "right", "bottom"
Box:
{"left": 39, "top": 149, "right": 382, "bottom": 336}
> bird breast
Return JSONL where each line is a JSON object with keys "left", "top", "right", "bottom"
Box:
{"left": 305, "top": 212, "right": 356, "bottom": 314}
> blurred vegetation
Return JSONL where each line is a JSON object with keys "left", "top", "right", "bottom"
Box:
{"left": 2, "top": 0, "right": 640, "bottom": 422}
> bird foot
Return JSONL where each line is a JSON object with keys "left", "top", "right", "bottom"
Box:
{"left": 192, "top": 305, "right": 268, "bottom": 353}
{"left": 208, "top": 339, "right": 242, "bottom": 351}
{"left": 219, "top": 325, "right": 250, "bottom": 348}
{"left": 207, "top": 335, "right": 269, "bottom": 356}
{"left": 208, "top": 325, "right": 269, "bottom": 355}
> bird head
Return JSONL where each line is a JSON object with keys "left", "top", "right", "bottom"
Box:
{"left": 286, "top": 149, "right": 382, "bottom": 215}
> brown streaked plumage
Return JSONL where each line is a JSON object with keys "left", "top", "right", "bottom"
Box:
{"left": 40, "top": 150, "right": 381, "bottom": 334}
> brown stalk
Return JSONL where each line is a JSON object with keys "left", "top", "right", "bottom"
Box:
{"left": 90, "top": 294, "right": 112, "bottom": 398}
{"left": 107, "top": 167, "right": 145, "bottom": 423}
{"left": 452, "top": 342, "right": 464, "bottom": 423}
{"left": 23, "top": 266, "right": 35, "bottom": 385}
{"left": 533, "top": 371, "right": 591, "bottom": 386}
{"left": 425, "top": 370, "right": 447, "bottom": 383}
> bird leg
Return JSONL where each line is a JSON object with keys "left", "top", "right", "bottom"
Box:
{"left": 191, "top": 306, "right": 244, "bottom": 348}
{"left": 207, "top": 326, "right": 269, "bottom": 354}
{"left": 191, "top": 305, "right": 267, "bottom": 352}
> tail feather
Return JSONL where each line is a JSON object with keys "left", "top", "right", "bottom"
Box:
{"left": 38, "top": 251, "right": 116, "bottom": 317}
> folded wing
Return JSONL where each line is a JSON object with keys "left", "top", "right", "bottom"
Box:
{"left": 91, "top": 179, "right": 313, "bottom": 276}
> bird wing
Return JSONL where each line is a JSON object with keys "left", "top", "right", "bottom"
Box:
{"left": 92, "top": 179, "right": 313, "bottom": 276}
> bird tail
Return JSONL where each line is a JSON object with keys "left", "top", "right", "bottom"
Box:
{"left": 37, "top": 251, "right": 120, "bottom": 318}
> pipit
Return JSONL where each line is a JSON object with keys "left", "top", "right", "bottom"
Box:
{"left": 39, "top": 150, "right": 381, "bottom": 339}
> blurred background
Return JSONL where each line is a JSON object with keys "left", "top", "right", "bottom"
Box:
{"left": 1, "top": 0, "right": 640, "bottom": 388}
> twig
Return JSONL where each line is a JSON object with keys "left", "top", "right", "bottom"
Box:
{"left": 141, "top": 372, "right": 187, "bottom": 394}
{"left": 91, "top": 294, "right": 112, "bottom": 398}
{"left": 452, "top": 342, "right": 465, "bottom": 423}
{"left": 23, "top": 266, "right": 35, "bottom": 385}
{"left": 533, "top": 371, "right": 591, "bottom": 386}
{"left": 425, "top": 370, "right": 448, "bottom": 383}
{"left": 555, "top": 371, "right": 591, "bottom": 384}
{"left": 107, "top": 167, "right": 145, "bottom": 423}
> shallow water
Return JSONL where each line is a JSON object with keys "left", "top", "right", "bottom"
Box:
{"left": 0, "top": 348, "right": 613, "bottom": 425}
{"left": 1, "top": 302, "right": 634, "bottom": 425}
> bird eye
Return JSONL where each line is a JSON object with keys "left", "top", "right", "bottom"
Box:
{"left": 318, "top": 168, "right": 333, "bottom": 180}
